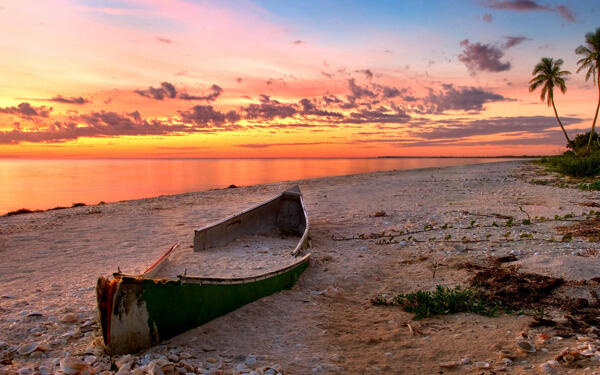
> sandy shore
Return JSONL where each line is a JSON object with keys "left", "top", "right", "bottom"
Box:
{"left": 2, "top": 160, "right": 600, "bottom": 374}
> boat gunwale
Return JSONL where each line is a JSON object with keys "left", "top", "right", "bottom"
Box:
{"left": 117, "top": 252, "right": 311, "bottom": 285}
{"left": 115, "top": 185, "right": 311, "bottom": 283}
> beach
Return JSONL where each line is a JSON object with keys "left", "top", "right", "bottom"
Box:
{"left": 2, "top": 159, "right": 600, "bottom": 374}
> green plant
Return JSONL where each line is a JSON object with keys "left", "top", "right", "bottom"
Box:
{"left": 529, "top": 57, "right": 572, "bottom": 145}
{"left": 522, "top": 219, "right": 531, "bottom": 225}
{"left": 562, "top": 234, "right": 573, "bottom": 242}
{"left": 371, "top": 285, "right": 499, "bottom": 319}
{"left": 575, "top": 28, "right": 600, "bottom": 152}
{"left": 506, "top": 218, "right": 514, "bottom": 227}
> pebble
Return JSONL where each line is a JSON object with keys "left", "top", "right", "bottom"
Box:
{"left": 60, "top": 313, "right": 78, "bottom": 323}
{"left": 245, "top": 355, "right": 257, "bottom": 367}
{"left": 26, "top": 311, "right": 43, "bottom": 317}
{"left": 474, "top": 361, "right": 490, "bottom": 369}
{"left": 17, "top": 343, "right": 39, "bottom": 355}
{"left": 1, "top": 294, "right": 16, "bottom": 299}
{"left": 439, "top": 361, "right": 457, "bottom": 368}
{"left": 84, "top": 355, "right": 97, "bottom": 364}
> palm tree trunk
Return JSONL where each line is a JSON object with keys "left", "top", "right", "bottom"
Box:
{"left": 587, "top": 68, "right": 600, "bottom": 151}
{"left": 552, "top": 98, "right": 571, "bottom": 146}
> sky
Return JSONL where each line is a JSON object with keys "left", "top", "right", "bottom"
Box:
{"left": 0, "top": 0, "right": 598, "bottom": 158}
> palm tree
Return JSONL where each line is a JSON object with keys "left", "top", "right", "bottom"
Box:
{"left": 575, "top": 28, "right": 600, "bottom": 151}
{"left": 529, "top": 57, "right": 572, "bottom": 146}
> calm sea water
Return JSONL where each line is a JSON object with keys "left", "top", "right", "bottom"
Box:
{"left": 0, "top": 158, "right": 518, "bottom": 214}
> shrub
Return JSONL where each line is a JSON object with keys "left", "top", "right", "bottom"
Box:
{"left": 371, "top": 285, "right": 499, "bottom": 319}
{"left": 554, "top": 154, "right": 600, "bottom": 177}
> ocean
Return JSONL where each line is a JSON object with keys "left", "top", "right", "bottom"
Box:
{"left": 0, "top": 157, "right": 520, "bottom": 214}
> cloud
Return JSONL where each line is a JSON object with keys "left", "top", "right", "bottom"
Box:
{"left": 347, "top": 78, "right": 376, "bottom": 98}
{"left": 409, "top": 115, "right": 582, "bottom": 140}
{"left": 503, "top": 35, "right": 528, "bottom": 48}
{"left": 179, "top": 84, "right": 223, "bottom": 101}
{"left": 298, "top": 98, "right": 343, "bottom": 117}
{"left": 134, "top": 82, "right": 177, "bottom": 100}
{"left": 0, "top": 102, "right": 52, "bottom": 117}
{"left": 235, "top": 141, "right": 334, "bottom": 148}
{"left": 47, "top": 95, "right": 90, "bottom": 105}
{"left": 292, "top": 40, "right": 306, "bottom": 44}
{"left": 243, "top": 95, "right": 297, "bottom": 120}
{"left": 482, "top": 13, "right": 493, "bottom": 22}
{"left": 156, "top": 36, "right": 172, "bottom": 44}
{"left": 0, "top": 111, "right": 182, "bottom": 145}
{"left": 135, "top": 82, "right": 223, "bottom": 101}
{"left": 459, "top": 39, "right": 511, "bottom": 74}
{"left": 355, "top": 69, "right": 374, "bottom": 80}
{"left": 344, "top": 107, "right": 410, "bottom": 124}
{"left": 423, "top": 84, "right": 508, "bottom": 113}
{"left": 485, "top": 1, "right": 576, "bottom": 22}
{"left": 486, "top": 0, "right": 549, "bottom": 11}
{"left": 178, "top": 105, "right": 241, "bottom": 126}
{"left": 555, "top": 5, "right": 576, "bottom": 22}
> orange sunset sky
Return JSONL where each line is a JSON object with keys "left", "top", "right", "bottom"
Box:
{"left": 0, "top": 0, "right": 598, "bottom": 158}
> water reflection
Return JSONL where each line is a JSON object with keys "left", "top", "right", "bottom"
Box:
{"left": 0, "top": 158, "right": 517, "bottom": 214}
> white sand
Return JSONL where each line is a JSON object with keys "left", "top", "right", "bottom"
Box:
{"left": 156, "top": 234, "right": 300, "bottom": 279}
{"left": 2, "top": 160, "right": 600, "bottom": 374}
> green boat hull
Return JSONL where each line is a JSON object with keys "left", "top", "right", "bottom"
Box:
{"left": 96, "top": 185, "right": 311, "bottom": 354}
{"left": 98, "top": 258, "right": 309, "bottom": 354}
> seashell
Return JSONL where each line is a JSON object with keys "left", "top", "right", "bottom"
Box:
{"left": 516, "top": 340, "right": 536, "bottom": 353}
{"left": 60, "top": 313, "right": 78, "bottom": 323}
{"left": 581, "top": 349, "right": 595, "bottom": 357}
{"left": 60, "top": 356, "right": 89, "bottom": 375}
{"left": 17, "top": 343, "right": 39, "bottom": 355}
{"left": 115, "top": 354, "right": 133, "bottom": 369}
{"left": 498, "top": 349, "right": 517, "bottom": 360}
{"left": 474, "top": 361, "right": 490, "bottom": 369}
{"left": 438, "top": 361, "right": 458, "bottom": 368}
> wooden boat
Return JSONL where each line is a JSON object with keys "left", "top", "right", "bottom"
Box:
{"left": 96, "top": 185, "right": 311, "bottom": 354}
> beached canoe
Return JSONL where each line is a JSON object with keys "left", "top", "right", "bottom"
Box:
{"left": 96, "top": 185, "right": 311, "bottom": 354}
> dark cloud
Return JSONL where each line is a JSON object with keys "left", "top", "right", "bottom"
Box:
{"left": 298, "top": 99, "right": 343, "bottom": 118}
{"left": 486, "top": 0, "right": 549, "bottom": 11}
{"left": 47, "top": 96, "right": 90, "bottom": 105}
{"left": 459, "top": 39, "right": 511, "bottom": 74}
{"left": 409, "top": 116, "right": 582, "bottom": 140}
{"left": 355, "top": 69, "right": 374, "bottom": 80}
{"left": 555, "top": 5, "right": 576, "bottom": 22}
{"left": 292, "top": 40, "right": 306, "bottom": 44}
{"left": 482, "top": 13, "right": 493, "bottom": 22}
{"left": 320, "top": 71, "right": 333, "bottom": 79}
{"left": 135, "top": 82, "right": 223, "bottom": 101}
{"left": 242, "top": 95, "right": 297, "bottom": 120}
{"left": 0, "top": 102, "right": 51, "bottom": 117}
{"left": 135, "top": 82, "right": 177, "bottom": 100}
{"left": 344, "top": 108, "right": 410, "bottom": 124}
{"left": 347, "top": 78, "right": 376, "bottom": 99}
{"left": 503, "top": 35, "right": 528, "bottom": 48}
{"left": 0, "top": 111, "right": 184, "bottom": 145}
{"left": 156, "top": 36, "right": 173, "bottom": 44}
{"left": 179, "top": 85, "right": 223, "bottom": 101}
{"left": 424, "top": 84, "right": 508, "bottom": 113}
{"left": 485, "top": 1, "right": 576, "bottom": 22}
{"left": 179, "top": 105, "right": 241, "bottom": 126}
{"left": 235, "top": 141, "right": 334, "bottom": 149}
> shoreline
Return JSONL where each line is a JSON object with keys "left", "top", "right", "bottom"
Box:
{"left": 3, "top": 159, "right": 600, "bottom": 374}
{"left": 1, "top": 158, "right": 530, "bottom": 217}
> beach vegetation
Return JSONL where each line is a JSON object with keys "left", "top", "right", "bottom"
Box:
{"left": 575, "top": 28, "right": 600, "bottom": 152}
{"left": 529, "top": 57, "right": 572, "bottom": 145}
{"left": 371, "top": 285, "right": 499, "bottom": 319}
